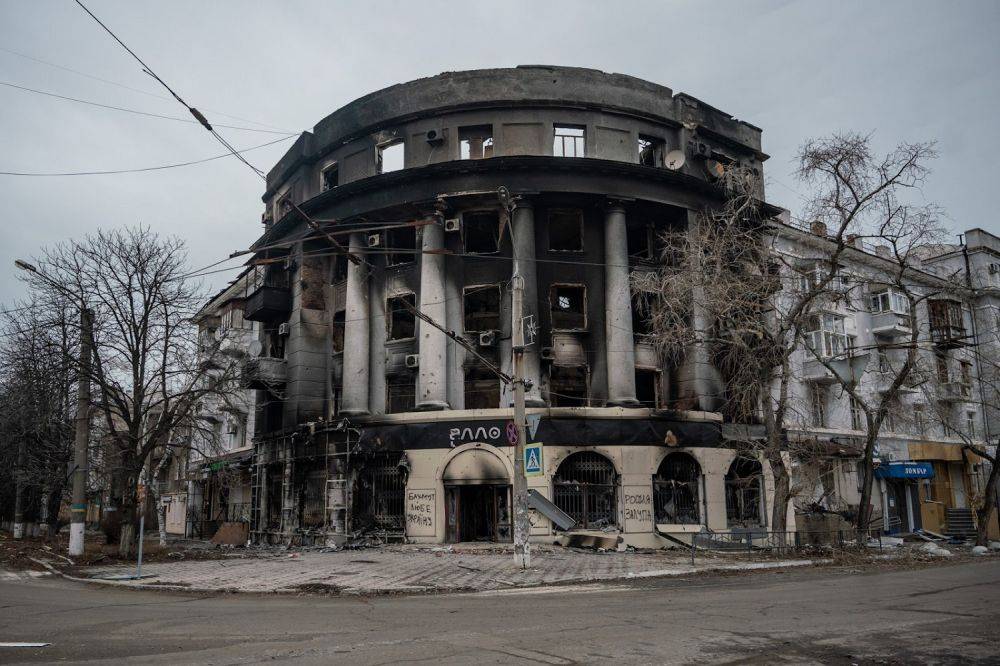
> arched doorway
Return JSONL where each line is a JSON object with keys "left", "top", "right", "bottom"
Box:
{"left": 442, "top": 448, "right": 511, "bottom": 543}
{"left": 653, "top": 453, "right": 702, "bottom": 525}
{"left": 725, "top": 457, "right": 765, "bottom": 528}
{"left": 553, "top": 452, "right": 618, "bottom": 530}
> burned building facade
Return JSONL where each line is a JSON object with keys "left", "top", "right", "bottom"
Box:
{"left": 244, "top": 66, "right": 789, "bottom": 547}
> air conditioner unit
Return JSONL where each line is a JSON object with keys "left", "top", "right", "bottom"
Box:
{"left": 405, "top": 354, "right": 420, "bottom": 369}
{"left": 478, "top": 330, "right": 497, "bottom": 347}
{"left": 367, "top": 233, "right": 381, "bottom": 247}
{"left": 444, "top": 218, "right": 461, "bottom": 233}
{"left": 278, "top": 322, "right": 291, "bottom": 336}
{"left": 540, "top": 346, "right": 555, "bottom": 360}
{"left": 687, "top": 140, "right": 710, "bottom": 158}
{"left": 425, "top": 128, "right": 446, "bottom": 144}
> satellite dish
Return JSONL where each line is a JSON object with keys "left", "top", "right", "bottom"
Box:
{"left": 248, "top": 340, "right": 263, "bottom": 357}
{"left": 664, "top": 150, "right": 686, "bottom": 170}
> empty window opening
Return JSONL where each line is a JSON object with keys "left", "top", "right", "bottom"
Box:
{"left": 320, "top": 163, "right": 339, "bottom": 191}
{"left": 638, "top": 135, "right": 664, "bottom": 167}
{"left": 387, "top": 294, "right": 416, "bottom": 340}
{"left": 386, "top": 374, "right": 415, "bottom": 413}
{"left": 627, "top": 223, "right": 654, "bottom": 261}
{"left": 277, "top": 196, "right": 293, "bottom": 218}
{"left": 464, "top": 366, "right": 500, "bottom": 410}
{"left": 376, "top": 139, "right": 405, "bottom": 174}
{"left": 459, "top": 125, "right": 494, "bottom": 160}
{"left": 332, "top": 310, "right": 345, "bottom": 354}
{"left": 462, "top": 210, "right": 500, "bottom": 254}
{"left": 548, "top": 209, "right": 584, "bottom": 252}
{"left": 632, "top": 293, "right": 652, "bottom": 337}
{"left": 550, "top": 284, "right": 586, "bottom": 330}
{"left": 553, "top": 452, "right": 617, "bottom": 529}
{"left": 464, "top": 284, "right": 501, "bottom": 332}
{"left": 635, "top": 369, "right": 660, "bottom": 408}
{"left": 387, "top": 225, "right": 416, "bottom": 266}
{"left": 549, "top": 365, "right": 589, "bottom": 407}
{"left": 333, "top": 255, "right": 349, "bottom": 282}
{"left": 653, "top": 453, "right": 701, "bottom": 525}
{"left": 352, "top": 452, "right": 406, "bottom": 532}
{"left": 298, "top": 466, "right": 328, "bottom": 529}
{"left": 725, "top": 457, "right": 763, "bottom": 528}
{"left": 553, "top": 124, "right": 585, "bottom": 157}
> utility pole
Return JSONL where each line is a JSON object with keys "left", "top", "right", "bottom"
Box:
{"left": 69, "top": 307, "right": 93, "bottom": 557}
{"left": 500, "top": 186, "right": 531, "bottom": 569}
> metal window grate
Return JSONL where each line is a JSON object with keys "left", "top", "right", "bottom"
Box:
{"left": 553, "top": 452, "right": 617, "bottom": 529}
{"left": 653, "top": 453, "right": 701, "bottom": 525}
{"left": 725, "top": 458, "right": 763, "bottom": 527}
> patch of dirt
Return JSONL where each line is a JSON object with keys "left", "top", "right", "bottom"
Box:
{"left": 290, "top": 582, "right": 344, "bottom": 595}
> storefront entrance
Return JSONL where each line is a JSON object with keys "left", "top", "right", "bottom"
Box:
{"left": 445, "top": 484, "right": 511, "bottom": 543}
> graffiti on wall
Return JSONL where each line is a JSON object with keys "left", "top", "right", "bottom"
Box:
{"left": 623, "top": 486, "right": 654, "bottom": 533}
{"left": 405, "top": 489, "right": 436, "bottom": 536}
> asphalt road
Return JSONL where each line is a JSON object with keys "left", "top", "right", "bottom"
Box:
{"left": 1, "top": 561, "right": 998, "bottom": 664}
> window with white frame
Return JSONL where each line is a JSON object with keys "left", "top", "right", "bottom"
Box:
{"left": 810, "top": 384, "right": 827, "bottom": 428}
{"left": 850, "top": 396, "right": 864, "bottom": 431}
{"left": 876, "top": 346, "right": 891, "bottom": 373}
{"left": 798, "top": 264, "right": 848, "bottom": 294}
{"left": 553, "top": 125, "right": 585, "bottom": 157}
{"left": 966, "top": 410, "right": 977, "bottom": 438}
{"left": 869, "top": 288, "right": 910, "bottom": 315}
{"left": 914, "top": 403, "right": 926, "bottom": 436}
{"left": 806, "top": 313, "right": 851, "bottom": 358}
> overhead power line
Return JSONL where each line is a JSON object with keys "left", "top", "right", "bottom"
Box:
{"left": 0, "top": 46, "right": 295, "bottom": 133}
{"left": 0, "top": 134, "right": 295, "bottom": 177}
{"left": 0, "top": 80, "right": 296, "bottom": 135}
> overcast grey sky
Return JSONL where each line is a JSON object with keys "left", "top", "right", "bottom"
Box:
{"left": 1, "top": 0, "right": 998, "bottom": 306}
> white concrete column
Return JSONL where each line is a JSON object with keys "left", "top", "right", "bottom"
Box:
{"left": 341, "top": 233, "right": 370, "bottom": 415}
{"left": 604, "top": 204, "right": 638, "bottom": 406}
{"left": 417, "top": 220, "right": 449, "bottom": 409}
{"left": 511, "top": 201, "right": 544, "bottom": 406}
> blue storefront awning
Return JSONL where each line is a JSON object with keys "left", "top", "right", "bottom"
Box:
{"left": 874, "top": 462, "right": 935, "bottom": 480}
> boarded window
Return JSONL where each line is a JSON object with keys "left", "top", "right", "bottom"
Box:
{"left": 548, "top": 209, "right": 584, "bottom": 252}
{"left": 332, "top": 310, "right": 345, "bottom": 353}
{"left": 464, "top": 284, "right": 501, "bottom": 332}
{"left": 462, "top": 211, "right": 500, "bottom": 254}
{"left": 376, "top": 139, "right": 404, "bottom": 174}
{"left": 386, "top": 374, "right": 415, "bottom": 413}
{"left": 653, "top": 453, "right": 701, "bottom": 525}
{"left": 553, "top": 125, "right": 585, "bottom": 157}
{"left": 550, "top": 284, "right": 586, "bottom": 330}
{"left": 725, "top": 458, "right": 763, "bottom": 527}
{"left": 553, "top": 452, "right": 616, "bottom": 529}
{"left": 387, "top": 294, "right": 416, "bottom": 340}
{"left": 387, "top": 226, "right": 416, "bottom": 266}
{"left": 459, "top": 125, "right": 494, "bottom": 159}
{"left": 635, "top": 369, "right": 660, "bottom": 408}
{"left": 549, "top": 366, "right": 588, "bottom": 407}
{"left": 321, "top": 163, "right": 339, "bottom": 191}
{"left": 465, "top": 366, "right": 500, "bottom": 409}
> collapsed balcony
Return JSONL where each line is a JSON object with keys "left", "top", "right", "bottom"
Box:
{"left": 242, "top": 356, "right": 288, "bottom": 390}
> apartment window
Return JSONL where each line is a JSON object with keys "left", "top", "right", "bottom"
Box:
{"left": 464, "top": 366, "right": 500, "bottom": 409}
{"left": 376, "top": 139, "right": 404, "bottom": 174}
{"left": 876, "top": 346, "right": 891, "bottom": 373}
{"left": 459, "top": 125, "right": 494, "bottom": 160}
{"left": 462, "top": 211, "right": 500, "bottom": 254}
{"left": 799, "top": 264, "right": 847, "bottom": 294}
{"left": 914, "top": 404, "right": 926, "bottom": 436}
{"left": 966, "top": 411, "right": 977, "bottom": 438}
{"left": 850, "top": 396, "right": 864, "bottom": 431}
{"left": 386, "top": 374, "right": 415, "bottom": 413}
{"left": 635, "top": 369, "right": 660, "bottom": 408}
{"left": 960, "top": 360, "right": 973, "bottom": 386}
{"left": 386, "top": 226, "right": 416, "bottom": 266}
{"left": 553, "top": 125, "right": 585, "bottom": 157}
{"left": 935, "top": 353, "right": 950, "bottom": 383}
{"left": 277, "top": 196, "right": 293, "bottom": 218}
{"left": 627, "top": 223, "right": 654, "bottom": 261}
{"left": 810, "top": 384, "right": 827, "bottom": 428}
{"left": 548, "top": 209, "right": 584, "bottom": 252}
{"left": 549, "top": 366, "right": 589, "bottom": 406}
{"left": 869, "top": 289, "right": 910, "bottom": 315}
{"left": 550, "top": 284, "right": 586, "bottom": 330}
{"left": 387, "top": 294, "right": 416, "bottom": 340}
{"left": 806, "top": 314, "right": 849, "bottom": 358}
{"left": 881, "top": 399, "right": 899, "bottom": 433}
{"left": 320, "top": 163, "right": 339, "bottom": 192}
{"left": 638, "top": 135, "right": 664, "bottom": 167}
{"left": 463, "top": 284, "right": 501, "bottom": 332}
{"left": 631, "top": 293, "right": 652, "bottom": 337}
{"left": 332, "top": 310, "right": 345, "bottom": 354}
{"left": 333, "top": 255, "right": 349, "bottom": 282}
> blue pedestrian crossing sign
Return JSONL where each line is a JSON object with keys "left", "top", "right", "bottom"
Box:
{"left": 524, "top": 443, "right": 544, "bottom": 477}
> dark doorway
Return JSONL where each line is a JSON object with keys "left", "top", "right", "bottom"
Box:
{"left": 445, "top": 484, "right": 511, "bottom": 543}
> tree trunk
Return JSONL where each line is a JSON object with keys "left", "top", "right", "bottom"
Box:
{"left": 12, "top": 439, "right": 26, "bottom": 539}
{"left": 38, "top": 484, "right": 50, "bottom": 539}
{"left": 855, "top": 430, "right": 879, "bottom": 543}
{"left": 117, "top": 473, "right": 139, "bottom": 558}
{"left": 767, "top": 450, "right": 790, "bottom": 536}
{"left": 976, "top": 454, "right": 999, "bottom": 547}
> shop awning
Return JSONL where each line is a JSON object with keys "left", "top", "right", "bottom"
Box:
{"left": 874, "top": 462, "right": 934, "bottom": 480}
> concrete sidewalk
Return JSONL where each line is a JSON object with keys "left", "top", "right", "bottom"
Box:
{"left": 75, "top": 546, "right": 822, "bottom": 595}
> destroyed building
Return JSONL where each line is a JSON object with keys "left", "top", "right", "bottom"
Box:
{"left": 240, "top": 66, "right": 789, "bottom": 547}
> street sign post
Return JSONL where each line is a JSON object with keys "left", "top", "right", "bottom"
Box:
{"left": 524, "top": 443, "right": 544, "bottom": 477}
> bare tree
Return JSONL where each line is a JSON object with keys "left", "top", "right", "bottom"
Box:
{"left": 20, "top": 227, "right": 240, "bottom": 556}
{"left": 634, "top": 134, "right": 939, "bottom": 538}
